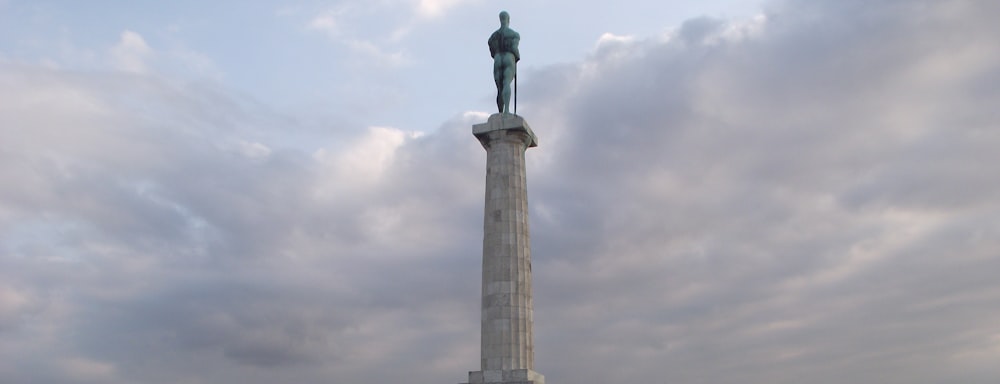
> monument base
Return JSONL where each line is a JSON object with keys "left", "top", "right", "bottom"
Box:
{"left": 461, "top": 369, "right": 545, "bottom": 384}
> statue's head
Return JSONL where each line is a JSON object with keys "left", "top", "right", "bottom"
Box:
{"left": 499, "top": 11, "right": 510, "bottom": 26}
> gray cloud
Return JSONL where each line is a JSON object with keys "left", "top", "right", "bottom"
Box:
{"left": 2, "top": 0, "right": 1000, "bottom": 383}
{"left": 519, "top": 1, "right": 1000, "bottom": 383}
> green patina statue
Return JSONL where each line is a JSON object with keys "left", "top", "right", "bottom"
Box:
{"left": 489, "top": 11, "right": 520, "bottom": 114}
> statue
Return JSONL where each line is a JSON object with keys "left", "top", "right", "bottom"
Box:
{"left": 489, "top": 11, "right": 520, "bottom": 115}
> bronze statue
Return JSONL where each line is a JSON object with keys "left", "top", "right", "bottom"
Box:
{"left": 489, "top": 11, "right": 520, "bottom": 114}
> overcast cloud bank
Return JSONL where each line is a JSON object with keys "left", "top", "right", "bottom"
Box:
{"left": 1, "top": 0, "right": 999, "bottom": 383}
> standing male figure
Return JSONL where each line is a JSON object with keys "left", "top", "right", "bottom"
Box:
{"left": 489, "top": 11, "right": 520, "bottom": 114}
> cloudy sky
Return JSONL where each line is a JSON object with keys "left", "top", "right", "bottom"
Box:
{"left": 2, "top": 0, "right": 999, "bottom": 383}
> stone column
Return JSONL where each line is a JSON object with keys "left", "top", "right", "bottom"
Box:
{"left": 463, "top": 114, "right": 544, "bottom": 384}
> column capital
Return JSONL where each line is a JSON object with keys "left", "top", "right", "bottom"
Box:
{"left": 473, "top": 113, "right": 538, "bottom": 149}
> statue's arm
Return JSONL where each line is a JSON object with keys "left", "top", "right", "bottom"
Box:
{"left": 512, "top": 33, "right": 521, "bottom": 61}
{"left": 488, "top": 32, "right": 498, "bottom": 58}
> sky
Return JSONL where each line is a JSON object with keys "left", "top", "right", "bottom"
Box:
{"left": 1, "top": 0, "right": 999, "bottom": 383}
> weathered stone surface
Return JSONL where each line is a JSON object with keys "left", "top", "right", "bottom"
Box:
{"left": 458, "top": 113, "right": 544, "bottom": 384}
{"left": 463, "top": 368, "right": 545, "bottom": 384}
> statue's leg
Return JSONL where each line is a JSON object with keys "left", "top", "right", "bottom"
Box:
{"left": 501, "top": 62, "right": 515, "bottom": 114}
{"left": 494, "top": 58, "right": 504, "bottom": 113}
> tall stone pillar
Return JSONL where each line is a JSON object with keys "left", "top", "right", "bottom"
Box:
{"left": 462, "top": 113, "right": 544, "bottom": 384}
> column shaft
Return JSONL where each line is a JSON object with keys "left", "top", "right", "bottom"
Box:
{"left": 481, "top": 129, "right": 535, "bottom": 371}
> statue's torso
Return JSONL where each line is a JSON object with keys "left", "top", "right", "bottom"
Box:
{"left": 489, "top": 28, "right": 520, "bottom": 59}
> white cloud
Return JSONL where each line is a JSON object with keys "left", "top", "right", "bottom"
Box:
{"left": 304, "top": 4, "right": 410, "bottom": 67}
{"left": 314, "top": 126, "right": 423, "bottom": 191}
{"left": 102, "top": 29, "right": 222, "bottom": 79}
{"left": 236, "top": 140, "right": 272, "bottom": 160}
{"left": 719, "top": 13, "right": 768, "bottom": 42}
{"left": 165, "top": 46, "right": 221, "bottom": 79}
{"left": 414, "top": 0, "right": 474, "bottom": 18}
{"left": 110, "top": 30, "right": 152, "bottom": 73}
{"left": 346, "top": 39, "right": 410, "bottom": 67}
{"left": 307, "top": 12, "right": 340, "bottom": 37}
{"left": 590, "top": 33, "right": 639, "bottom": 65}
